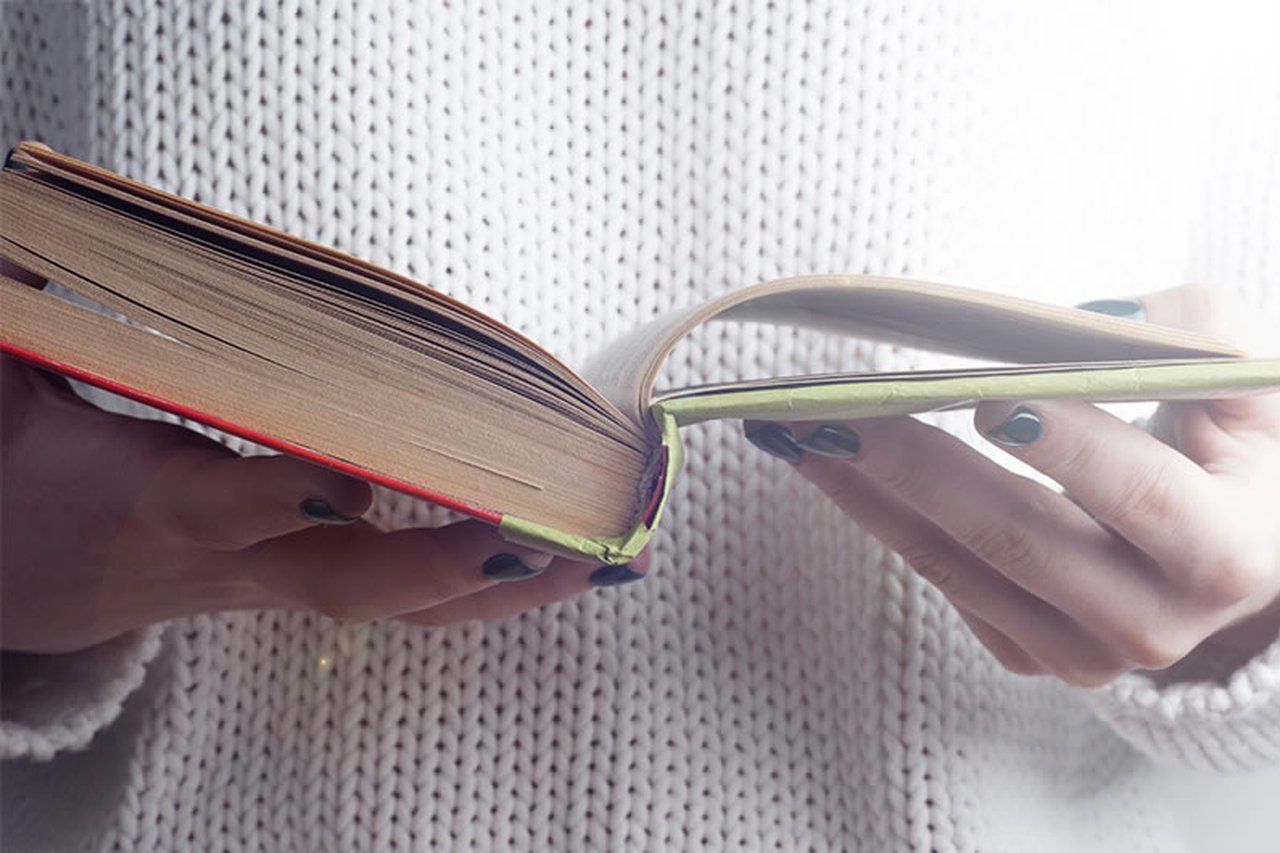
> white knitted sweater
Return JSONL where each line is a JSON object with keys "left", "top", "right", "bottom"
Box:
{"left": 3, "top": 2, "right": 1280, "bottom": 851}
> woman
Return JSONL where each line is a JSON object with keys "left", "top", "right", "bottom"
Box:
{"left": 3, "top": 2, "right": 1279, "bottom": 850}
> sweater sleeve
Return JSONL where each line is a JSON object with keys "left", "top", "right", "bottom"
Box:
{"left": 1087, "top": 636, "right": 1280, "bottom": 773}
{"left": 0, "top": 625, "right": 165, "bottom": 761}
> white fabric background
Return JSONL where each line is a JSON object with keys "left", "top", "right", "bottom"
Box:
{"left": 3, "top": 1, "right": 1280, "bottom": 851}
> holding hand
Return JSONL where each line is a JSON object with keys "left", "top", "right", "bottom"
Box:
{"left": 748, "top": 286, "right": 1280, "bottom": 687}
{"left": 0, "top": 260, "right": 644, "bottom": 655}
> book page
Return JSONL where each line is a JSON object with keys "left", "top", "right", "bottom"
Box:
{"left": 581, "top": 275, "right": 1242, "bottom": 425}
{"left": 650, "top": 358, "right": 1280, "bottom": 426}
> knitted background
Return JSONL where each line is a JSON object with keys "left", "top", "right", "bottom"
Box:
{"left": 3, "top": 1, "right": 1279, "bottom": 851}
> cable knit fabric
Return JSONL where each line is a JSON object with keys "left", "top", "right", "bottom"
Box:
{"left": 2, "top": 1, "right": 1280, "bottom": 851}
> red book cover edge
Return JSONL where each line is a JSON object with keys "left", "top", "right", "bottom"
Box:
{"left": 0, "top": 339, "right": 506, "bottom": 525}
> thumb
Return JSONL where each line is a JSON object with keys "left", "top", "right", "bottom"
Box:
{"left": 1083, "top": 285, "right": 1280, "bottom": 430}
{"left": 1086, "top": 284, "right": 1272, "bottom": 356}
{"left": 1126, "top": 284, "right": 1235, "bottom": 341}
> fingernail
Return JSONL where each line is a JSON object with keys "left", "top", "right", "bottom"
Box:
{"left": 482, "top": 553, "right": 544, "bottom": 581}
{"left": 985, "top": 406, "right": 1043, "bottom": 446}
{"left": 745, "top": 424, "right": 805, "bottom": 462}
{"left": 1075, "top": 299, "right": 1146, "bottom": 322}
{"left": 588, "top": 564, "right": 645, "bottom": 588}
{"left": 299, "top": 498, "right": 360, "bottom": 525}
{"left": 796, "top": 425, "right": 861, "bottom": 458}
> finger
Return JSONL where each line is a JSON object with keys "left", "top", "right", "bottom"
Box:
{"left": 1150, "top": 396, "right": 1280, "bottom": 469}
{"left": 1129, "top": 285, "right": 1228, "bottom": 337}
{"left": 777, "top": 417, "right": 1201, "bottom": 670}
{"left": 954, "top": 608, "right": 1045, "bottom": 678}
{"left": 785, "top": 442, "right": 1132, "bottom": 684}
{"left": 400, "top": 550, "right": 652, "bottom": 627}
{"left": 974, "top": 400, "right": 1235, "bottom": 582}
{"left": 1096, "top": 285, "right": 1280, "bottom": 422}
{"left": 141, "top": 448, "right": 375, "bottom": 550}
{"left": 1082, "top": 284, "right": 1242, "bottom": 343}
{"left": 0, "top": 257, "right": 47, "bottom": 288}
{"left": 784, "top": 417, "right": 1161, "bottom": 619}
{"left": 240, "top": 519, "right": 555, "bottom": 621}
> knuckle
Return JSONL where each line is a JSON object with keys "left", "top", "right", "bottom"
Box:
{"left": 1036, "top": 642, "right": 1130, "bottom": 688}
{"left": 1042, "top": 432, "right": 1101, "bottom": 482}
{"left": 1055, "top": 662, "right": 1128, "bottom": 689}
{"left": 897, "top": 541, "right": 956, "bottom": 591}
{"left": 999, "top": 655, "right": 1043, "bottom": 678}
{"left": 308, "top": 592, "right": 360, "bottom": 621}
{"left": 980, "top": 642, "right": 1042, "bottom": 677}
{"left": 875, "top": 455, "right": 933, "bottom": 500}
{"left": 1097, "top": 462, "right": 1184, "bottom": 531}
{"left": 419, "top": 564, "right": 482, "bottom": 605}
{"left": 298, "top": 574, "right": 381, "bottom": 622}
{"left": 964, "top": 524, "right": 1040, "bottom": 574}
{"left": 818, "top": 471, "right": 870, "bottom": 513}
{"left": 1193, "top": 551, "right": 1269, "bottom": 606}
{"left": 1112, "top": 627, "right": 1192, "bottom": 671}
{"left": 402, "top": 609, "right": 450, "bottom": 628}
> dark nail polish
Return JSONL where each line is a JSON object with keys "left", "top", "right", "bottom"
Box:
{"left": 745, "top": 424, "right": 805, "bottom": 462}
{"left": 299, "top": 498, "right": 360, "bottom": 525}
{"left": 1075, "top": 299, "right": 1146, "bottom": 322}
{"left": 588, "top": 563, "right": 644, "bottom": 588}
{"left": 482, "top": 553, "right": 543, "bottom": 581}
{"left": 797, "top": 425, "right": 861, "bottom": 458}
{"left": 986, "top": 406, "right": 1043, "bottom": 446}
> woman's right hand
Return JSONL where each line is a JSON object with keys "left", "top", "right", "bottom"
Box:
{"left": 1, "top": 260, "right": 644, "bottom": 655}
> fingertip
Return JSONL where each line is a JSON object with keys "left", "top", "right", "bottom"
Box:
{"left": 793, "top": 423, "right": 862, "bottom": 458}
{"left": 298, "top": 497, "right": 362, "bottom": 526}
{"left": 508, "top": 545, "right": 556, "bottom": 570}
{"left": 481, "top": 553, "right": 546, "bottom": 581}
{"left": 977, "top": 404, "right": 1044, "bottom": 448}
{"left": 972, "top": 401, "right": 1022, "bottom": 435}
{"left": 1117, "top": 284, "right": 1249, "bottom": 344}
{"left": 264, "top": 454, "right": 372, "bottom": 521}
{"left": 0, "top": 257, "right": 47, "bottom": 288}
{"left": 478, "top": 545, "right": 555, "bottom": 581}
{"left": 588, "top": 563, "right": 645, "bottom": 587}
{"left": 744, "top": 421, "right": 805, "bottom": 462}
{"left": 627, "top": 548, "right": 653, "bottom": 575}
{"left": 1075, "top": 298, "right": 1146, "bottom": 322}
{"left": 319, "top": 474, "right": 374, "bottom": 520}
{"left": 424, "top": 519, "right": 555, "bottom": 580}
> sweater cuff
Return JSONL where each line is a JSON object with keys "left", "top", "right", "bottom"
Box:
{"left": 0, "top": 626, "right": 165, "bottom": 761}
{"left": 1087, "top": 636, "right": 1280, "bottom": 773}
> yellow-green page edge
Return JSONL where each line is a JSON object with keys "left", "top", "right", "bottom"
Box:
{"left": 498, "top": 408, "right": 685, "bottom": 564}
{"left": 655, "top": 358, "right": 1280, "bottom": 426}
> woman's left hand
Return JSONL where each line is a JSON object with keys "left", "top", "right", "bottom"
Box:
{"left": 747, "top": 286, "right": 1280, "bottom": 687}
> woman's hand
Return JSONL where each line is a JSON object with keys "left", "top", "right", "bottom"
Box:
{"left": 747, "top": 286, "right": 1280, "bottom": 687}
{"left": 1, "top": 261, "right": 644, "bottom": 655}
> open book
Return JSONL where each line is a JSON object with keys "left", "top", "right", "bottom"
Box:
{"left": 3, "top": 142, "right": 1279, "bottom": 562}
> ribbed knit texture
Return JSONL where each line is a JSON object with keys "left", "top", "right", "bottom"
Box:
{"left": 2, "top": 2, "right": 1279, "bottom": 851}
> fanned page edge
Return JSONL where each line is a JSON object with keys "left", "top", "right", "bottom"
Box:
{"left": 4, "top": 141, "right": 634, "bottom": 433}
{"left": 0, "top": 144, "right": 664, "bottom": 558}
{"left": 580, "top": 275, "right": 1243, "bottom": 427}
{"left": 0, "top": 275, "right": 669, "bottom": 565}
